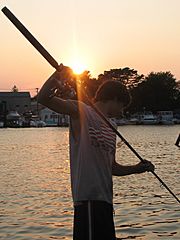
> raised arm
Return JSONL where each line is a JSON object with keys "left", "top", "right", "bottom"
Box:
{"left": 37, "top": 65, "right": 78, "bottom": 117}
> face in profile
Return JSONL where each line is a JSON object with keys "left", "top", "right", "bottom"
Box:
{"left": 108, "top": 99, "right": 124, "bottom": 118}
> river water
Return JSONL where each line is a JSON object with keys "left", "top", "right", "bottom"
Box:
{"left": 0, "top": 126, "right": 179, "bottom": 239}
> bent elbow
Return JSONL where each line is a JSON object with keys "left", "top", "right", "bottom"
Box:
{"left": 37, "top": 93, "right": 49, "bottom": 107}
{"left": 37, "top": 94, "right": 44, "bottom": 104}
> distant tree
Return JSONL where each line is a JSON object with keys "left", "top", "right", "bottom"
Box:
{"left": 77, "top": 71, "right": 100, "bottom": 101}
{"left": 11, "top": 85, "right": 19, "bottom": 92}
{"left": 174, "top": 79, "right": 180, "bottom": 110}
{"left": 98, "top": 67, "right": 144, "bottom": 89}
{"left": 130, "top": 71, "right": 179, "bottom": 112}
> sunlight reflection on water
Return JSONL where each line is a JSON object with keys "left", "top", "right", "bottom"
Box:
{"left": 0, "top": 126, "right": 179, "bottom": 239}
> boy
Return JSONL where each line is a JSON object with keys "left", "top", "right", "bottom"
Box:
{"left": 38, "top": 64, "right": 155, "bottom": 240}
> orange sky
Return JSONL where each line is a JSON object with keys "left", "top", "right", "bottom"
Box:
{"left": 0, "top": 0, "right": 180, "bottom": 96}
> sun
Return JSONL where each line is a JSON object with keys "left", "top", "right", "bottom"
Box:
{"left": 70, "top": 60, "right": 87, "bottom": 75}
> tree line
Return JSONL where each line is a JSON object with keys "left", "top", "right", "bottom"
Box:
{"left": 76, "top": 68, "right": 180, "bottom": 114}
{"left": 29, "top": 67, "right": 179, "bottom": 114}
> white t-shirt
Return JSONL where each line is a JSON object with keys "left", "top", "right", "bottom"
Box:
{"left": 69, "top": 102, "right": 116, "bottom": 204}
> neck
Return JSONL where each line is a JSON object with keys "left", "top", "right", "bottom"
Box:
{"left": 94, "top": 101, "right": 109, "bottom": 117}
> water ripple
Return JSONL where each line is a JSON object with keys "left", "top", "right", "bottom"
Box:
{"left": 0, "top": 126, "right": 179, "bottom": 239}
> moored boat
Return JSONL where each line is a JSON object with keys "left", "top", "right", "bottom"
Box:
{"left": 140, "top": 112, "right": 157, "bottom": 125}
{"left": 157, "top": 111, "right": 174, "bottom": 125}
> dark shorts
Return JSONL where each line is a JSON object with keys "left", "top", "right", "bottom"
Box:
{"left": 73, "top": 200, "right": 116, "bottom": 240}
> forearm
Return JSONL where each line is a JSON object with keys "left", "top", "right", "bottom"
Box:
{"left": 112, "top": 160, "right": 154, "bottom": 176}
{"left": 37, "top": 71, "right": 59, "bottom": 105}
{"left": 112, "top": 162, "right": 140, "bottom": 176}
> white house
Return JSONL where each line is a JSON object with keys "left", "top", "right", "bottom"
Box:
{"left": 39, "top": 108, "right": 69, "bottom": 126}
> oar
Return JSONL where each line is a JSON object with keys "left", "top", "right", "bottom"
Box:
{"left": 1, "top": 6, "right": 180, "bottom": 204}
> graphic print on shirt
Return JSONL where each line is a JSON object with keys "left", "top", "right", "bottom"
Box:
{"left": 88, "top": 118, "right": 116, "bottom": 154}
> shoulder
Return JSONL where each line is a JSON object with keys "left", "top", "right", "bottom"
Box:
{"left": 64, "top": 100, "right": 93, "bottom": 120}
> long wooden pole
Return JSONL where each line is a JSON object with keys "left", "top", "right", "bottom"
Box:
{"left": 1, "top": 7, "right": 59, "bottom": 70}
{"left": 175, "top": 134, "right": 180, "bottom": 147}
{"left": 2, "top": 6, "right": 179, "bottom": 204}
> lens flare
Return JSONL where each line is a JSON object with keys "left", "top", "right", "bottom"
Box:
{"left": 71, "top": 60, "right": 86, "bottom": 75}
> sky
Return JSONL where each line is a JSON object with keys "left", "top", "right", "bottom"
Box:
{"left": 0, "top": 0, "right": 180, "bottom": 96}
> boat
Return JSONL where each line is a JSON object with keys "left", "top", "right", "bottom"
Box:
{"left": 140, "top": 112, "right": 157, "bottom": 125}
{"left": 30, "top": 120, "right": 46, "bottom": 127}
{"left": 6, "top": 111, "right": 23, "bottom": 127}
{"left": 115, "top": 118, "right": 127, "bottom": 126}
{"left": 173, "top": 118, "right": 180, "bottom": 124}
{"left": 157, "top": 111, "right": 174, "bottom": 125}
{"left": 127, "top": 117, "right": 139, "bottom": 125}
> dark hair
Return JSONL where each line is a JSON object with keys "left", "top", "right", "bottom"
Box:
{"left": 94, "top": 80, "right": 131, "bottom": 107}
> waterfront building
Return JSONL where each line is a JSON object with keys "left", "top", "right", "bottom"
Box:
{"left": 0, "top": 92, "right": 31, "bottom": 114}
{"left": 39, "top": 107, "right": 69, "bottom": 126}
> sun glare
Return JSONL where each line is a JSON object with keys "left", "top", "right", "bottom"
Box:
{"left": 71, "top": 60, "right": 86, "bottom": 75}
